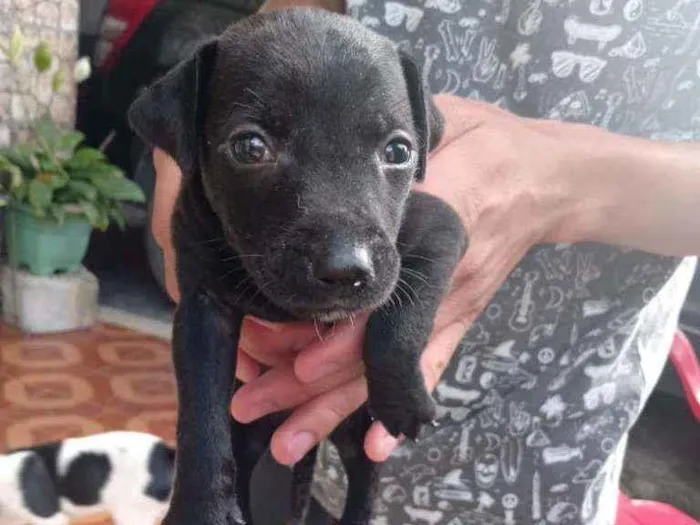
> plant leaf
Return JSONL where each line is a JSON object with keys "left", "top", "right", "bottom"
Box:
{"left": 109, "top": 206, "right": 127, "bottom": 230}
{"left": 28, "top": 179, "right": 53, "bottom": 215}
{"left": 97, "top": 207, "right": 110, "bottom": 231}
{"left": 81, "top": 201, "right": 100, "bottom": 227}
{"left": 1, "top": 145, "right": 39, "bottom": 172}
{"left": 52, "top": 68, "right": 65, "bottom": 93}
{"left": 33, "top": 41, "right": 52, "bottom": 73}
{"left": 38, "top": 156, "right": 60, "bottom": 173}
{"left": 0, "top": 155, "right": 24, "bottom": 190}
{"left": 55, "top": 130, "right": 84, "bottom": 159}
{"left": 92, "top": 172, "right": 146, "bottom": 202}
{"left": 34, "top": 118, "right": 61, "bottom": 150}
{"left": 66, "top": 180, "right": 97, "bottom": 201}
{"left": 67, "top": 147, "right": 107, "bottom": 170}
{"left": 12, "top": 184, "right": 27, "bottom": 202}
{"left": 9, "top": 26, "right": 24, "bottom": 65}
{"left": 37, "top": 171, "right": 69, "bottom": 189}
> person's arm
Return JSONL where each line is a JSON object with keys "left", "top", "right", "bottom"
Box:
{"left": 560, "top": 125, "right": 700, "bottom": 257}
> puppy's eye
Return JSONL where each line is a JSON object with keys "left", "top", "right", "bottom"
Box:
{"left": 383, "top": 139, "right": 412, "bottom": 165}
{"left": 231, "top": 134, "right": 273, "bottom": 164}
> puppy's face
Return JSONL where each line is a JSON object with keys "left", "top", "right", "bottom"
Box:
{"left": 129, "top": 9, "right": 443, "bottom": 321}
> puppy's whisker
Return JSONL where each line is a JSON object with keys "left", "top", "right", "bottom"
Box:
{"left": 397, "top": 279, "right": 417, "bottom": 308}
{"left": 247, "top": 277, "right": 274, "bottom": 305}
{"left": 232, "top": 278, "right": 255, "bottom": 304}
{"left": 401, "top": 277, "right": 420, "bottom": 303}
{"left": 188, "top": 236, "right": 227, "bottom": 249}
{"left": 230, "top": 275, "right": 251, "bottom": 293}
{"left": 244, "top": 87, "right": 265, "bottom": 105}
{"left": 200, "top": 236, "right": 226, "bottom": 244}
{"left": 390, "top": 285, "right": 405, "bottom": 310}
{"left": 401, "top": 267, "right": 431, "bottom": 288}
{"left": 220, "top": 253, "right": 264, "bottom": 263}
{"left": 313, "top": 319, "right": 324, "bottom": 342}
{"left": 231, "top": 101, "right": 258, "bottom": 112}
{"left": 401, "top": 253, "right": 438, "bottom": 264}
{"left": 402, "top": 278, "right": 422, "bottom": 306}
{"left": 402, "top": 266, "right": 429, "bottom": 280}
{"left": 388, "top": 293, "right": 398, "bottom": 310}
{"left": 396, "top": 282, "right": 410, "bottom": 308}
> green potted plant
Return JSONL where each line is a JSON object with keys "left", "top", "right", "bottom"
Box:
{"left": 0, "top": 27, "right": 145, "bottom": 276}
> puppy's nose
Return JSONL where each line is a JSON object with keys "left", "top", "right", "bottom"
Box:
{"left": 315, "top": 245, "right": 375, "bottom": 287}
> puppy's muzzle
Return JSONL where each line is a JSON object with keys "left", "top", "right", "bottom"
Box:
{"left": 262, "top": 220, "right": 399, "bottom": 319}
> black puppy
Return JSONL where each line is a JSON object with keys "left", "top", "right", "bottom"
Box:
{"left": 128, "top": 7, "right": 467, "bottom": 525}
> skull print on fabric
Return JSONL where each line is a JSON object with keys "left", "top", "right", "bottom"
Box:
{"left": 309, "top": 1, "right": 700, "bottom": 524}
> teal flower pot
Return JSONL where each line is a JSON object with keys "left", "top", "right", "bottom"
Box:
{"left": 5, "top": 205, "right": 93, "bottom": 276}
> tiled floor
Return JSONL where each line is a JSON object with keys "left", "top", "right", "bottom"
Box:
{"left": 0, "top": 323, "right": 177, "bottom": 453}
{"left": 0, "top": 323, "right": 177, "bottom": 454}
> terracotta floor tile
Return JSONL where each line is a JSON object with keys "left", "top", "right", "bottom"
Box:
{"left": 0, "top": 323, "right": 177, "bottom": 524}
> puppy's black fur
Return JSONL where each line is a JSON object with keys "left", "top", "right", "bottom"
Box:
{"left": 128, "top": 8, "right": 467, "bottom": 524}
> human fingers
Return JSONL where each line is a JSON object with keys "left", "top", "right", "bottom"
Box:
{"left": 270, "top": 377, "right": 368, "bottom": 465}
{"left": 230, "top": 359, "right": 364, "bottom": 423}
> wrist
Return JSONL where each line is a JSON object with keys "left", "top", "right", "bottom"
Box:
{"left": 526, "top": 121, "right": 612, "bottom": 246}
{"left": 547, "top": 123, "right": 629, "bottom": 245}
{"left": 553, "top": 124, "right": 700, "bottom": 255}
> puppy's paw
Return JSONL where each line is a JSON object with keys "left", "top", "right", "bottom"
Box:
{"left": 368, "top": 389, "right": 437, "bottom": 440}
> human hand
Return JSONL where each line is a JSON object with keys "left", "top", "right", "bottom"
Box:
{"left": 229, "top": 94, "right": 588, "bottom": 465}
{"left": 151, "top": 148, "right": 183, "bottom": 304}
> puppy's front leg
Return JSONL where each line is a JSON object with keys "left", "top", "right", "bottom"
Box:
{"left": 165, "top": 291, "right": 244, "bottom": 525}
{"left": 365, "top": 192, "right": 467, "bottom": 439}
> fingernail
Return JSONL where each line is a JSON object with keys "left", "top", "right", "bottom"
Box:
{"left": 287, "top": 431, "right": 316, "bottom": 463}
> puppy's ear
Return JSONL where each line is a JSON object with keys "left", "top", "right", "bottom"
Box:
{"left": 399, "top": 49, "right": 444, "bottom": 182}
{"left": 127, "top": 39, "right": 218, "bottom": 176}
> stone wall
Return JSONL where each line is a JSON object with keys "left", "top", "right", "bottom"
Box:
{"left": 0, "top": 0, "right": 80, "bottom": 146}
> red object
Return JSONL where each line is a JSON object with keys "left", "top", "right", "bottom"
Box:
{"left": 99, "top": 0, "right": 162, "bottom": 73}
{"left": 669, "top": 331, "right": 700, "bottom": 421}
{"left": 617, "top": 492, "right": 699, "bottom": 525}
{"left": 616, "top": 330, "right": 700, "bottom": 525}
